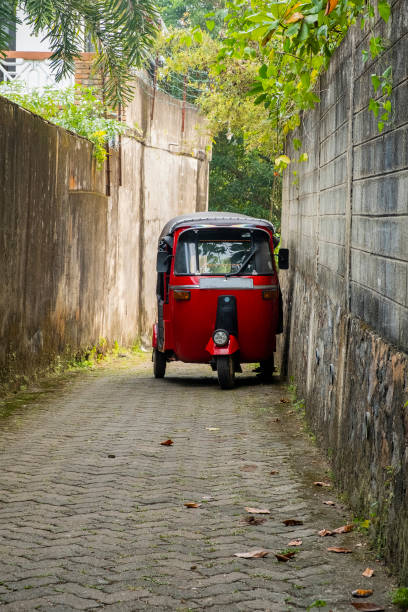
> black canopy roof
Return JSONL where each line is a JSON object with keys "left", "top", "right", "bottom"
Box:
{"left": 159, "top": 211, "right": 276, "bottom": 241}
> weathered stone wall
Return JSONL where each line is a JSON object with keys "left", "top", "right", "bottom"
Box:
{"left": 0, "top": 76, "right": 209, "bottom": 390}
{"left": 279, "top": 0, "right": 408, "bottom": 580}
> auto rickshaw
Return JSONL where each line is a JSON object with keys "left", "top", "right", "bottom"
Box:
{"left": 152, "top": 212, "right": 289, "bottom": 389}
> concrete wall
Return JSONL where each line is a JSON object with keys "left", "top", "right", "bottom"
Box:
{"left": 0, "top": 76, "right": 209, "bottom": 390}
{"left": 279, "top": 0, "right": 408, "bottom": 580}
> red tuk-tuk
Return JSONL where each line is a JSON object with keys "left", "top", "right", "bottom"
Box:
{"left": 152, "top": 212, "right": 288, "bottom": 389}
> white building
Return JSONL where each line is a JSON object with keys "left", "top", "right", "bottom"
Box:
{"left": 1, "top": 12, "right": 75, "bottom": 89}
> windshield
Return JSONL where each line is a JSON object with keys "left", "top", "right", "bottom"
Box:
{"left": 174, "top": 228, "right": 274, "bottom": 276}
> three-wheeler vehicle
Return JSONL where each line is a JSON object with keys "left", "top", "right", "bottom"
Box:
{"left": 152, "top": 212, "right": 289, "bottom": 389}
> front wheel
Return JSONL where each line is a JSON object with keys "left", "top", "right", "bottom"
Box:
{"left": 153, "top": 348, "right": 167, "bottom": 378}
{"left": 216, "top": 356, "right": 235, "bottom": 389}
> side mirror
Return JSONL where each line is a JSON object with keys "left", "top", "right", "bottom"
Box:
{"left": 157, "top": 251, "right": 172, "bottom": 273}
{"left": 278, "top": 248, "right": 289, "bottom": 270}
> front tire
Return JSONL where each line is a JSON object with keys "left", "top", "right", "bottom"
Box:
{"left": 153, "top": 348, "right": 167, "bottom": 378}
{"left": 216, "top": 356, "right": 235, "bottom": 389}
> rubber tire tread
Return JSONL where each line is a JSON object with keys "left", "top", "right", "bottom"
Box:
{"left": 217, "top": 356, "right": 235, "bottom": 389}
{"left": 153, "top": 349, "right": 167, "bottom": 378}
{"left": 260, "top": 355, "right": 274, "bottom": 382}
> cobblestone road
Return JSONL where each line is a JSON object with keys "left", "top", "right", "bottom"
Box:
{"left": 0, "top": 356, "right": 397, "bottom": 611}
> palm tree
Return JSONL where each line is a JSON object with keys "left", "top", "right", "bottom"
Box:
{"left": 0, "top": 0, "right": 160, "bottom": 104}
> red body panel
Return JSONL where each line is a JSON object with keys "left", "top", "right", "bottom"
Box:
{"left": 157, "top": 226, "right": 280, "bottom": 364}
{"left": 152, "top": 324, "right": 158, "bottom": 348}
{"left": 205, "top": 335, "right": 240, "bottom": 356}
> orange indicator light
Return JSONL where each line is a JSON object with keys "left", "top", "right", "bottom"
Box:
{"left": 174, "top": 290, "right": 191, "bottom": 301}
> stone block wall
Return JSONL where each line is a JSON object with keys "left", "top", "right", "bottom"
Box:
{"left": 278, "top": 0, "right": 408, "bottom": 580}
{"left": 0, "top": 75, "right": 210, "bottom": 390}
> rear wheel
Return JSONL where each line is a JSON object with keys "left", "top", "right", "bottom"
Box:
{"left": 216, "top": 356, "right": 235, "bottom": 389}
{"left": 259, "top": 355, "right": 275, "bottom": 382}
{"left": 153, "top": 348, "right": 167, "bottom": 378}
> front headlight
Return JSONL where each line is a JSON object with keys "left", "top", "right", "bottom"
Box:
{"left": 213, "top": 329, "right": 229, "bottom": 347}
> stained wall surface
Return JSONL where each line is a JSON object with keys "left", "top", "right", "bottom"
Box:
{"left": 279, "top": 0, "right": 408, "bottom": 579}
{"left": 0, "top": 76, "right": 210, "bottom": 388}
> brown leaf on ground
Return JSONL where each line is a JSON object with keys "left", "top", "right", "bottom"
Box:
{"left": 323, "top": 500, "right": 336, "bottom": 506}
{"left": 327, "top": 547, "right": 352, "bottom": 553}
{"left": 242, "top": 515, "right": 267, "bottom": 526}
{"left": 333, "top": 524, "right": 354, "bottom": 534}
{"left": 283, "top": 519, "right": 303, "bottom": 526}
{"left": 275, "top": 551, "right": 296, "bottom": 562}
{"left": 160, "top": 439, "right": 174, "bottom": 446}
{"left": 184, "top": 502, "right": 201, "bottom": 508}
{"left": 318, "top": 529, "right": 335, "bottom": 537}
{"left": 362, "top": 568, "right": 374, "bottom": 578}
{"left": 245, "top": 507, "right": 270, "bottom": 514}
{"left": 288, "top": 539, "right": 302, "bottom": 546}
{"left": 351, "top": 604, "right": 384, "bottom": 611}
{"left": 270, "top": 470, "right": 279, "bottom": 475}
{"left": 240, "top": 464, "right": 258, "bottom": 472}
{"left": 234, "top": 549, "right": 270, "bottom": 558}
{"left": 280, "top": 398, "right": 291, "bottom": 403}
{"left": 313, "top": 481, "right": 331, "bottom": 487}
{"left": 352, "top": 589, "right": 374, "bottom": 598}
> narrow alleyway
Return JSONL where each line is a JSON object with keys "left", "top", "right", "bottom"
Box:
{"left": 0, "top": 356, "right": 396, "bottom": 611}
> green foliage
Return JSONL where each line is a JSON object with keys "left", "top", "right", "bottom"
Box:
{"left": 307, "top": 601, "right": 327, "bottom": 610}
{"left": 156, "top": 0, "right": 226, "bottom": 37}
{"left": 219, "top": 0, "right": 392, "bottom": 141}
{"left": 392, "top": 587, "right": 408, "bottom": 609}
{"left": 209, "top": 132, "right": 280, "bottom": 224}
{"left": 0, "top": 82, "right": 126, "bottom": 165}
{"left": 155, "top": 28, "right": 277, "bottom": 159}
{"left": 155, "top": 23, "right": 281, "bottom": 219}
{"left": 0, "top": 0, "right": 159, "bottom": 105}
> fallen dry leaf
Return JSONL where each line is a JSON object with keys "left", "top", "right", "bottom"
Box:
{"left": 283, "top": 519, "right": 303, "bottom": 526}
{"left": 240, "top": 464, "right": 258, "bottom": 472}
{"left": 160, "top": 439, "right": 174, "bottom": 446}
{"left": 184, "top": 502, "right": 201, "bottom": 508}
{"left": 242, "top": 515, "right": 267, "bottom": 526}
{"left": 275, "top": 551, "right": 296, "bottom": 562}
{"left": 280, "top": 398, "right": 291, "bottom": 403}
{"left": 351, "top": 604, "right": 384, "bottom": 611}
{"left": 245, "top": 507, "right": 270, "bottom": 514}
{"left": 327, "top": 546, "right": 352, "bottom": 553}
{"left": 323, "top": 500, "right": 336, "bottom": 506}
{"left": 272, "top": 417, "right": 281, "bottom": 422}
{"left": 352, "top": 589, "right": 374, "bottom": 598}
{"left": 234, "top": 549, "right": 269, "bottom": 558}
{"left": 325, "top": 0, "right": 339, "bottom": 16}
{"left": 362, "top": 568, "right": 374, "bottom": 578}
{"left": 270, "top": 470, "right": 279, "bottom": 475}
{"left": 288, "top": 539, "right": 302, "bottom": 546}
{"left": 318, "top": 529, "right": 335, "bottom": 537}
{"left": 313, "top": 481, "right": 331, "bottom": 487}
{"left": 333, "top": 524, "right": 354, "bottom": 534}
{"left": 206, "top": 427, "right": 219, "bottom": 431}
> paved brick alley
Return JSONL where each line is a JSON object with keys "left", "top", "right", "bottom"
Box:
{"left": 0, "top": 356, "right": 397, "bottom": 611}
